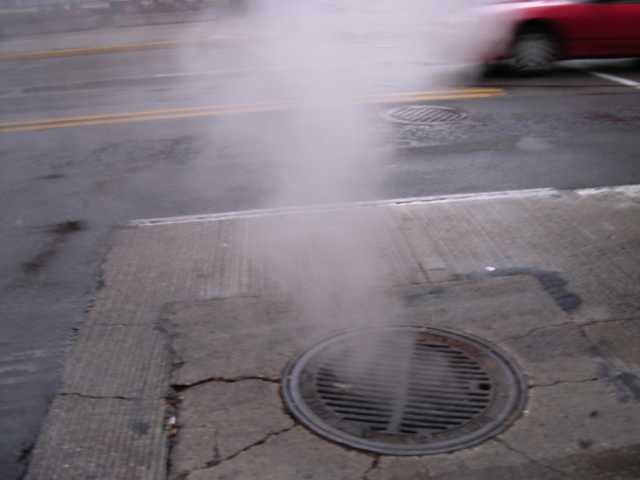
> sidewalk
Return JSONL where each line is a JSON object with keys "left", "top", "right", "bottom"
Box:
{"left": 0, "top": 2, "right": 225, "bottom": 42}
{"left": 25, "top": 186, "right": 640, "bottom": 480}
{"left": 0, "top": 14, "right": 246, "bottom": 59}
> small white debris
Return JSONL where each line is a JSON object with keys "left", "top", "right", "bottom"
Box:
{"left": 333, "top": 383, "right": 353, "bottom": 391}
{"left": 168, "top": 416, "right": 177, "bottom": 426}
{"left": 485, "top": 266, "right": 496, "bottom": 272}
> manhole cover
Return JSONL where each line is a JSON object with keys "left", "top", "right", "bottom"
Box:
{"left": 282, "top": 326, "right": 527, "bottom": 455}
{"left": 383, "top": 105, "right": 465, "bottom": 125}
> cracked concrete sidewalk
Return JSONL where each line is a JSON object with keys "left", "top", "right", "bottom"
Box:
{"left": 25, "top": 187, "right": 640, "bottom": 480}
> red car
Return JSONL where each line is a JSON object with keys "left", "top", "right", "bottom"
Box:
{"left": 482, "top": 0, "right": 640, "bottom": 72}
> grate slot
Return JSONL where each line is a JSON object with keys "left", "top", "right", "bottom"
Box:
{"left": 317, "top": 381, "right": 398, "bottom": 396}
{"left": 406, "top": 393, "right": 490, "bottom": 405}
{"left": 406, "top": 385, "right": 487, "bottom": 398}
{"left": 400, "top": 425, "right": 449, "bottom": 433}
{"left": 399, "top": 420, "right": 463, "bottom": 429}
{"left": 404, "top": 403, "right": 486, "bottom": 414}
{"left": 332, "top": 408, "right": 393, "bottom": 419}
{"left": 406, "top": 382, "right": 475, "bottom": 392}
{"left": 402, "top": 411, "right": 475, "bottom": 422}
{"left": 383, "top": 105, "right": 466, "bottom": 125}
{"left": 317, "top": 391, "right": 394, "bottom": 403}
{"left": 325, "top": 402, "right": 393, "bottom": 414}
{"left": 410, "top": 358, "right": 486, "bottom": 372}
{"left": 342, "top": 417, "right": 389, "bottom": 425}
{"left": 405, "top": 398, "right": 488, "bottom": 410}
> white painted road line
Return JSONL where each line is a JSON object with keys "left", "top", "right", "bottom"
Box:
{"left": 576, "top": 184, "right": 640, "bottom": 196}
{"left": 590, "top": 71, "right": 640, "bottom": 89}
{"left": 129, "top": 187, "right": 557, "bottom": 227}
{"left": 130, "top": 185, "right": 640, "bottom": 227}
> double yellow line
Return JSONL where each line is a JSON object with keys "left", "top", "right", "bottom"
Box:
{"left": 0, "top": 41, "right": 180, "bottom": 62}
{"left": 0, "top": 88, "right": 503, "bottom": 133}
{"left": 0, "top": 37, "right": 243, "bottom": 62}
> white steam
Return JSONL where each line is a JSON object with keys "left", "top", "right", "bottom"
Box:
{"left": 188, "top": 0, "right": 492, "bottom": 335}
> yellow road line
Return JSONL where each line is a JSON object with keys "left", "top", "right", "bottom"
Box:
{"left": 0, "top": 37, "right": 242, "bottom": 62}
{"left": 0, "top": 88, "right": 504, "bottom": 133}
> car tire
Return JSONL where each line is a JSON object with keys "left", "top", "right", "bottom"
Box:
{"left": 512, "top": 31, "right": 558, "bottom": 74}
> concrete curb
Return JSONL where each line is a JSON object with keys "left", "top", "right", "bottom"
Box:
{"left": 110, "top": 9, "right": 218, "bottom": 28}
{"left": 0, "top": 13, "right": 105, "bottom": 37}
{"left": 0, "top": 3, "right": 221, "bottom": 39}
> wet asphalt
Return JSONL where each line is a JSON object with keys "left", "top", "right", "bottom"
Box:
{"left": 1, "top": 42, "right": 640, "bottom": 479}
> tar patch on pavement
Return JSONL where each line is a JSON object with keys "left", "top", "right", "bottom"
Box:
{"left": 466, "top": 267, "right": 582, "bottom": 313}
{"left": 21, "top": 220, "right": 88, "bottom": 274}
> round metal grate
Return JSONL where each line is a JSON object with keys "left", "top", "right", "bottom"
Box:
{"left": 282, "top": 326, "right": 527, "bottom": 455}
{"left": 383, "top": 105, "right": 466, "bottom": 125}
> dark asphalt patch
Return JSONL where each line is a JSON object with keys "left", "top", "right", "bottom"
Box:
{"left": 584, "top": 444, "right": 640, "bottom": 478}
{"left": 21, "top": 250, "right": 57, "bottom": 274}
{"left": 38, "top": 173, "right": 65, "bottom": 180}
{"left": 589, "top": 343, "right": 640, "bottom": 404}
{"left": 21, "top": 220, "right": 88, "bottom": 274}
{"left": 48, "top": 220, "right": 87, "bottom": 234}
{"left": 17, "top": 442, "right": 33, "bottom": 466}
{"left": 466, "top": 268, "right": 582, "bottom": 314}
{"left": 584, "top": 112, "right": 640, "bottom": 124}
{"left": 130, "top": 420, "right": 151, "bottom": 436}
{"left": 579, "top": 439, "right": 594, "bottom": 449}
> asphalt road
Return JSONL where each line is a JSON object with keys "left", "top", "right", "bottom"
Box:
{"left": 1, "top": 34, "right": 640, "bottom": 479}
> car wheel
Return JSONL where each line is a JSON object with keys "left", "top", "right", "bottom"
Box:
{"left": 512, "top": 31, "right": 557, "bottom": 74}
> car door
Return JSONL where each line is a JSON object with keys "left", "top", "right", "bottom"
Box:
{"left": 545, "top": 1, "right": 616, "bottom": 58}
{"left": 604, "top": 0, "right": 640, "bottom": 56}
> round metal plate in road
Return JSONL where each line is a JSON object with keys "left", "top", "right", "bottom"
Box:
{"left": 383, "top": 105, "right": 466, "bottom": 125}
{"left": 282, "top": 326, "right": 527, "bottom": 455}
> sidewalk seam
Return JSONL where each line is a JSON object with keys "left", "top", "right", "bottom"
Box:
{"left": 494, "top": 438, "right": 572, "bottom": 478}
{"left": 58, "top": 392, "right": 139, "bottom": 401}
{"left": 528, "top": 377, "right": 600, "bottom": 389}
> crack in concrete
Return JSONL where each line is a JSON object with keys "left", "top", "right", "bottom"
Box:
{"left": 528, "top": 377, "right": 599, "bottom": 389}
{"left": 362, "top": 455, "right": 381, "bottom": 480}
{"left": 210, "top": 430, "right": 221, "bottom": 467}
{"left": 58, "top": 392, "right": 138, "bottom": 401}
{"left": 496, "top": 310, "right": 635, "bottom": 345}
{"left": 516, "top": 317, "right": 640, "bottom": 400}
{"left": 574, "top": 320, "right": 640, "bottom": 402}
{"left": 159, "top": 304, "right": 284, "bottom": 479}
{"left": 500, "top": 321, "right": 577, "bottom": 343}
{"left": 494, "top": 438, "right": 571, "bottom": 478}
{"left": 186, "top": 425, "right": 298, "bottom": 477}
{"left": 165, "top": 388, "right": 181, "bottom": 480}
{"left": 579, "top": 317, "right": 638, "bottom": 328}
{"left": 172, "top": 375, "right": 280, "bottom": 392}
{"left": 92, "top": 323, "right": 139, "bottom": 327}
